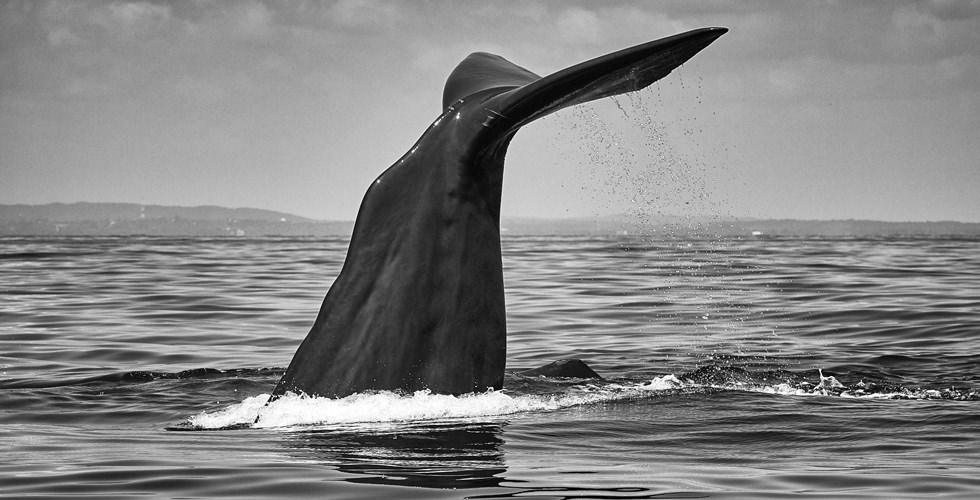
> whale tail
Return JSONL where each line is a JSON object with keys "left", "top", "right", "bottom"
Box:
{"left": 443, "top": 27, "right": 728, "bottom": 135}
{"left": 269, "top": 28, "right": 727, "bottom": 401}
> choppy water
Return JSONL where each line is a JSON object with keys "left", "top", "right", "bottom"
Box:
{"left": 2, "top": 235, "right": 979, "bottom": 499}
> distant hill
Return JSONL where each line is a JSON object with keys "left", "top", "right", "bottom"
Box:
{"left": 0, "top": 202, "right": 347, "bottom": 237}
{"left": 1, "top": 203, "right": 978, "bottom": 237}
{"left": 0, "top": 202, "right": 314, "bottom": 223}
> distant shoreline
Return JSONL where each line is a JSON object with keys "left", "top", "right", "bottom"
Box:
{"left": 2, "top": 202, "right": 978, "bottom": 237}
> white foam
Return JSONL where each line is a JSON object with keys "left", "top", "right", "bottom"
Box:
{"left": 251, "top": 389, "right": 556, "bottom": 429}
{"left": 640, "top": 374, "right": 686, "bottom": 390}
{"left": 693, "top": 371, "right": 966, "bottom": 401}
{"left": 184, "top": 373, "right": 965, "bottom": 430}
{"left": 187, "top": 375, "right": 687, "bottom": 430}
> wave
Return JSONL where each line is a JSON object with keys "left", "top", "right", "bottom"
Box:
{"left": 175, "top": 369, "right": 979, "bottom": 431}
{"left": 0, "top": 367, "right": 281, "bottom": 390}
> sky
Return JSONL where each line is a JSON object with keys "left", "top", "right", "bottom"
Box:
{"left": 1, "top": 0, "right": 978, "bottom": 222}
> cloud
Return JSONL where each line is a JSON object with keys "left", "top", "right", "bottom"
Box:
{"left": 329, "top": 0, "right": 400, "bottom": 28}
{"left": 106, "top": 1, "right": 172, "bottom": 37}
{"left": 886, "top": 1, "right": 980, "bottom": 62}
{"left": 918, "top": 0, "right": 980, "bottom": 20}
{"left": 228, "top": 1, "right": 273, "bottom": 39}
{"left": 555, "top": 6, "right": 601, "bottom": 45}
{"left": 33, "top": 0, "right": 178, "bottom": 47}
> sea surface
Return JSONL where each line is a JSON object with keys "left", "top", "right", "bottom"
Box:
{"left": 2, "top": 235, "right": 978, "bottom": 499}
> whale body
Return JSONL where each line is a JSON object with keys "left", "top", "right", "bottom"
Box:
{"left": 270, "top": 28, "right": 727, "bottom": 399}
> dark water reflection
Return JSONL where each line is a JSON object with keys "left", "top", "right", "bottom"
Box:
{"left": 281, "top": 422, "right": 508, "bottom": 489}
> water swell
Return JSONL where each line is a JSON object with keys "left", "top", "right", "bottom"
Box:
{"left": 0, "top": 367, "right": 281, "bottom": 390}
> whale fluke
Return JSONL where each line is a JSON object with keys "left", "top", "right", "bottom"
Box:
{"left": 269, "top": 28, "right": 727, "bottom": 400}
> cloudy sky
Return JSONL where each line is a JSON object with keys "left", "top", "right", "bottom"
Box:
{"left": 2, "top": 0, "right": 978, "bottom": 222}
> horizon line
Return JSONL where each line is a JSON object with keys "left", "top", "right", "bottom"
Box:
{"left": 1, "top": 201, "right": 978, "bottom": 225}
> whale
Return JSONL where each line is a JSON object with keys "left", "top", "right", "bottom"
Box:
{"left": 270, "top": 28, "right": 727, "bottom": 400}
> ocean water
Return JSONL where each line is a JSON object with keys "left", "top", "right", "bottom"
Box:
{"left": 2, "top": 235, "right": 979, "bottom": 499}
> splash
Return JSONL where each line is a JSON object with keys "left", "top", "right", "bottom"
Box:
{"left": 179, "top": 370, "right": 975, "bottom": 431}
{"left": 183, "top": 376, "right": 688, "bottom": 430}
{"left": 558, "top": 84, "right": 731, "bottom": 235}
{"left": 682, "top": 367, "right": 978, "bottom": 401}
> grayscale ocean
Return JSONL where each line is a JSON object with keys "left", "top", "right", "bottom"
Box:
{"left": 2, "top": 235, "right": 979, "bottom": 499}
